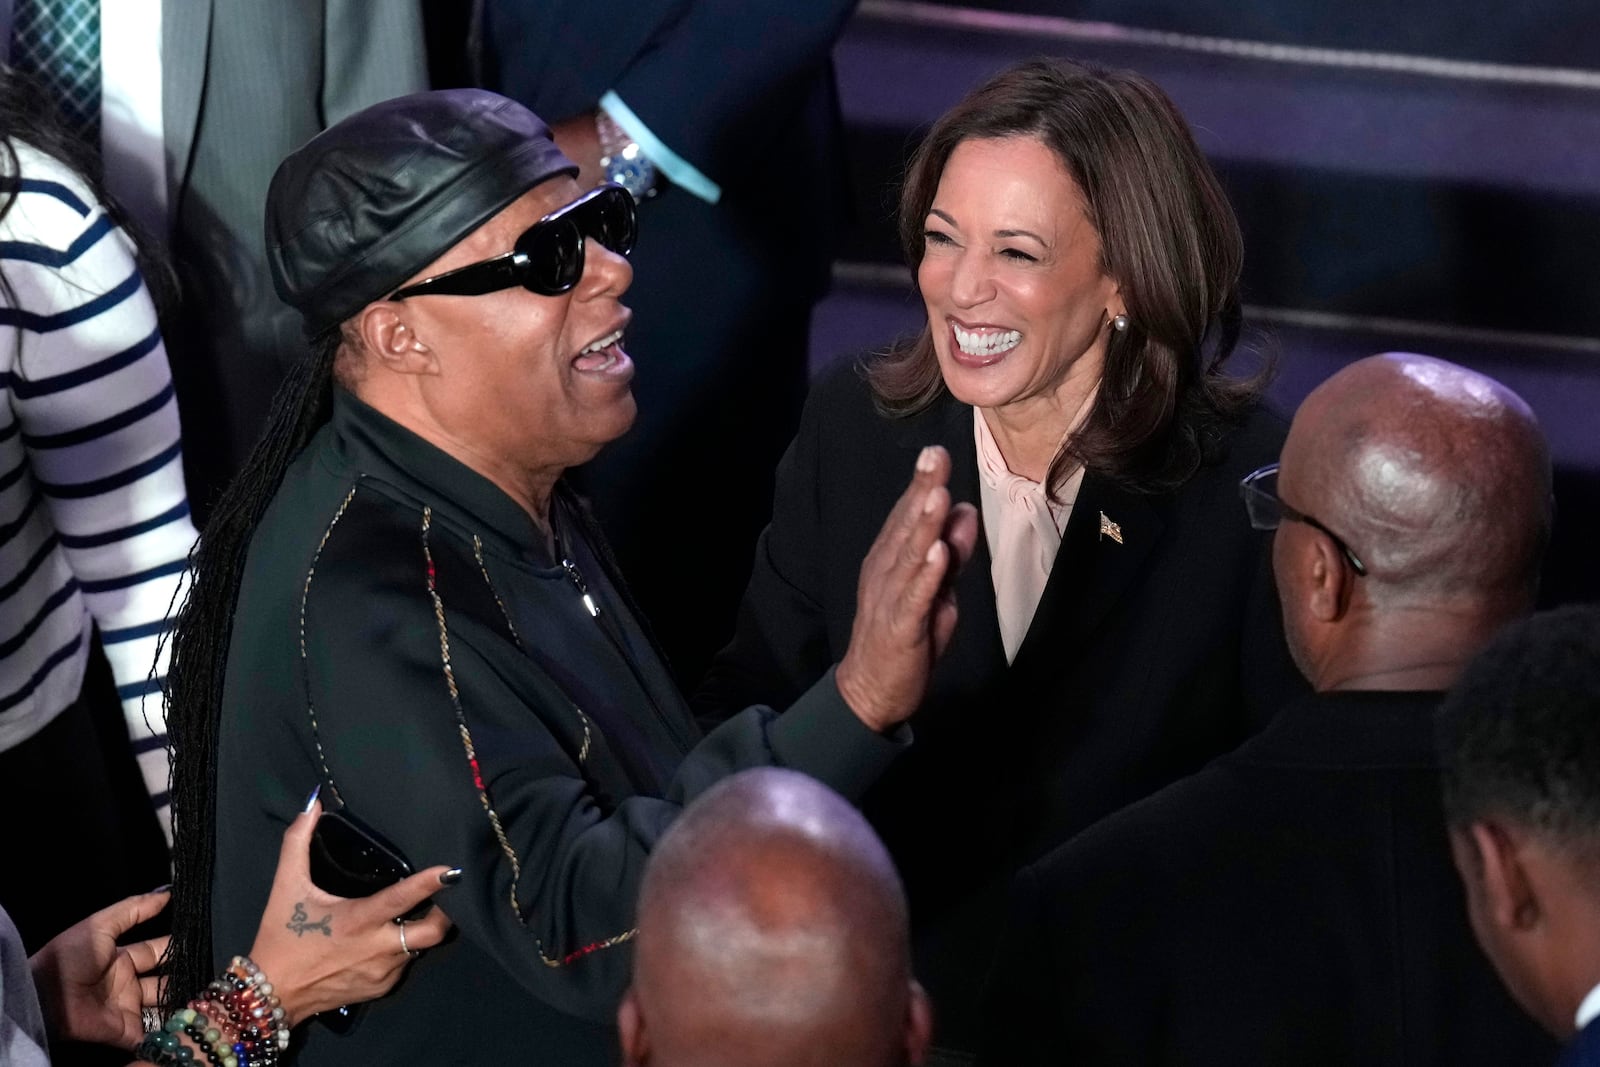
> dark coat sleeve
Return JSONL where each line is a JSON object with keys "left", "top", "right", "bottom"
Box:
{"left": 976, "top": 867, "right": 1058, "bottom": 1067}
{"left": 604, "top": 0, "right": 859, "bottom": 180}
{"left": 478, "top": 0, "right": 695, "bottom": 123}
{"left": 977, "top": 835, "right": 1169, "bottom": 1067}
{"left": 693, "top": 360, "right": 847, "bottom": 723}
{"left": 301, "top": 526, "right": 900, "bottom": 1022}
{"left": 481, "top": 0, "right": 858, "bottom": 181}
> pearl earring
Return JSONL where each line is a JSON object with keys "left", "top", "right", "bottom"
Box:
{"left": 1111, "top": 313, "right": 1129, "bottom": 333}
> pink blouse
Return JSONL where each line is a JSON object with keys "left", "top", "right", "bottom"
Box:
{"left": 974, "top": 406, "right": 1089, "bottom": 662}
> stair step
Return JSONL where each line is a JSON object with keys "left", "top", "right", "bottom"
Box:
{"left": 834, "top": 3, "right": 1600, "bottom": 338}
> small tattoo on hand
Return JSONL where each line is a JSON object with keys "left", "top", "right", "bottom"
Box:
{"left": 286, "top": 901, "right": 333, "bottom": 937}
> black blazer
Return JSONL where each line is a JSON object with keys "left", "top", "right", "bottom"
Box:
{"left": 697, "top": 359, "right": 1305, "bottom": 1051}
{"left": 980, "top": 689, "right": 1557, "bottom": 1067}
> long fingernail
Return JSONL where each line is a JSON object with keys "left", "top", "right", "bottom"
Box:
{"left": 303, "top": 784, "right": 321, "bottom": 813}
{"left": 916, "top": 446, "right": 936, "bottom": 473}
{"left": 438, "top": 868, "right": 463, "bottom": 886}
{"left": 926, "top": 540, "right": 943, "bottom": 563}
{"left": 150, "top": 884, "right": 172, "bottom": 894}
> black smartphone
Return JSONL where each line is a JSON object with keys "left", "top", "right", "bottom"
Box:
{"left": 306, "top": 807, "right": 428, "bottom": 1035}
{"left": 309, "top": 808, "right": 427, "bottom": 917}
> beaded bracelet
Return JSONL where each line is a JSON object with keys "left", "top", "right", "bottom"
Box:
{"left": 139, "top": 954, "right": 290, "bottom": 1067}
{"left": 193, "top": 983, "right": 268, "bottom": 1067}
{"left": 224, "top": 955, "right": 290, "bottom": 1062}
{"left": 135, "top": 1026, "right": 196, "bottom": 1065}
{"left": 168, "top": 1007, "right": 235, "bottom": 1067}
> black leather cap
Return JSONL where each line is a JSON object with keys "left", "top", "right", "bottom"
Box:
{"left": 266, "top": 89, "right": 578, "bottom": 338}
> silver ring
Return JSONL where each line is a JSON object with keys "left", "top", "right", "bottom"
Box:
{"left": 397, "top": 920, "right": 417, "bottom": 958}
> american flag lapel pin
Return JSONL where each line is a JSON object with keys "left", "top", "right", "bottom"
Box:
{"left": 1099, "top": 511, "right": 1123, "bottom": 544}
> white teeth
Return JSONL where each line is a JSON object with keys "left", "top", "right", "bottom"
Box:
{"left": 952, "top": 325, "right": 1021, "bottom": 357}
{"left": 581, "top": 328, "right": 624, "bottom": 355}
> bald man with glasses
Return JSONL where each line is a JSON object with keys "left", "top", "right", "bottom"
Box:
{"left": 980, "top": 352, "right": 1558, "bottom": 1067}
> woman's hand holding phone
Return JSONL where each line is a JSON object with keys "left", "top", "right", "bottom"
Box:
{"left": 248, "top": 794, "right": 458, "bottom": 1026}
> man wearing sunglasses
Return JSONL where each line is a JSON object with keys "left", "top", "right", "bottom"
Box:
{"left": 165, "top": 89, "right": 979, "bottom": 1066}
{"left": 981, "top": 353, "right": 1556, "bottom": 1067}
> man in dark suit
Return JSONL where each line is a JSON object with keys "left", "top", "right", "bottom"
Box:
{"left": 473, "top": 0, "right": 856, "bottom": 685}
{"left": 979, "top": 352, "right": 1559, "bottom": 1066}
{"left": 620, "top": 768, "right": 932, "bottom": 1067}
{"left": 1439, "top": 605, "right": 1600, "bottom": 1067}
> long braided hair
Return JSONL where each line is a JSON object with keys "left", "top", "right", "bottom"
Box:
{"left": 161, "top": 330, "right": 339, "bottom": 1009}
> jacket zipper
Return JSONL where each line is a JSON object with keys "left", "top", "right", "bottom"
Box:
{"left": 559, "top": 556, "right": 601, "bottom": 618}
{"left": 558, "top": 553, "right": 694, "bottom": 754}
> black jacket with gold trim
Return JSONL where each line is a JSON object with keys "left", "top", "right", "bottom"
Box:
{"left": 211, "top": 389, "right": 905, "bottom": 1065}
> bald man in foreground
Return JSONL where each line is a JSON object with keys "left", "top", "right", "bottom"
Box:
{"left": 619, "top": 768, "right": 932, "bottom": 1067}
{"left": 979, "top": 354, "right": 1559, "bottom": 1066}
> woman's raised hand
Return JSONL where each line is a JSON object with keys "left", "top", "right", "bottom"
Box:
{"left": 246, "top": 796, "right": 457, "bottom": 1027}
{"left": 836, "top": 445, "right": 980, "bottom": 733}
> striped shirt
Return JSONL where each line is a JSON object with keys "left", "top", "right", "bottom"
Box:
{"left": 0, "top": 142, "right": 196, "bottom": 829}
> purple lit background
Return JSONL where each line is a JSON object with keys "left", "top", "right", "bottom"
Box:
{"left": 808, "top": 1, "right": 1600, "bottom": 603}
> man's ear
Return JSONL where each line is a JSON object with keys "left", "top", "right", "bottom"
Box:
{"left": 904, "top": 980, "right": 934, "bottom": 1067}
{"left": 617, "top": 988, "right": 649, "bottom": 1067}
{"left": 1304, "top": 532, "right": 1353, "bottom": 624}
{"left": 354, "top": 302, "right": 439, "bottom": 376}
{"left": 1471, "top": 820, "right": 1541, "bottom": 932}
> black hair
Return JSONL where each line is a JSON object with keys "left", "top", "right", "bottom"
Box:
{"left": 161, "top": 329, "right": 339, "bottom": 1009}
{"left": 0, "top": 66, "right": 176, "bottom": 338}
{"left": 1438, "top": 604, "right": 1600, "bottom": 862}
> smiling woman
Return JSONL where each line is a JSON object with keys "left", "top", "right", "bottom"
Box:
{"left": 916, "top": 135, "right": 1120, "bottom": 484}
{"left": 874, "top": 58, "right": 1260, "bottom": 494}
{"left": 696, "top": 58, "right": 1306, "bottom": 1059}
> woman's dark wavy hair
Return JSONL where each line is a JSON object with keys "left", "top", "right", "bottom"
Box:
{"left": 161, "top": 327, "right": 339, "bottom": 1010}
{"left": 868, "top": 57, "right": 1268, "bottom": 494}
{"left": 0, "top": 66, "right": 176, "bottom": 344}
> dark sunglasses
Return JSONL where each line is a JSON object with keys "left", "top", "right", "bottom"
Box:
{"left": 1239, "top": 463, "right": 1369, "bottom": 576}
{"left": 389, "top": 183, "right": 637, "bottom": 302}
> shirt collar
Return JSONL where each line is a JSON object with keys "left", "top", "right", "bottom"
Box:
{"left": 327, "top": 387, "right": 552, "bottom": 560}
{"left": 1228, "top": 689, "right": 1445, "bottom": 770}
{"left": 1575, "top": 980, "right": 1600, "bottom": 1032}
{"left": 966, "top": 406, "right": 1056, "bottom": 511}
{"left": 972, "top": 387, "right": 1097, "bottom": 504}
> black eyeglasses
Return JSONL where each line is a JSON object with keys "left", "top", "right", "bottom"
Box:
{"left": 389, "top": 183, "right": 637, "bottom": 302}
{"left": 1239, "top": 463, "right": 1368, "bottom": 576}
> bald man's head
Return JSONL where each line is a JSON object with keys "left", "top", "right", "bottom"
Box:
{"left": 620, "top": 769, "right": 930, "bottom": 1067}
{"left": 1274, "top": 353, "right": 1551, "bottom": 688}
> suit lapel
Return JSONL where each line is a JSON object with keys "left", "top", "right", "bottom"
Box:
{"left": 908, "top": 396, "right": 1168, "bottom": 686}
{"left": 162, "top": 0, "right": 213, "bottom": 216}
{"left": 943, "top": 399, "right": 1008, "bottom": 687}
{"left": 902, "top": 395, "right": 1007, "bottom": 696}
{"left": 1011, "top": 472, "right": 1166, "bottom": 674}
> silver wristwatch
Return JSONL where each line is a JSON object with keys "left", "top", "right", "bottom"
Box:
{"left": 596, "top": 109, "right": 659, "bottom": 203}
